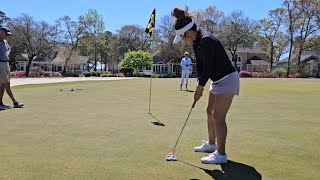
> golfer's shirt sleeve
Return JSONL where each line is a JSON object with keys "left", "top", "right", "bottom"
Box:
{"left": 198, "top": 38, "right": 215, "bottom": 87}
{"left": 0, "top": 41, "right": 7, "bottom": 60}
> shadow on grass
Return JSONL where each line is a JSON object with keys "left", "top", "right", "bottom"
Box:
{"left": 145, "top": 113, "right": 165, "bottom": 126}
{"left": 151, "top": 122, "right": 166, "bottom": 126}
{"left": 0, "top": 107, "right": 23, "bottom": 111}
{"left": 178, "top": 159, "right": 262, "bottom": 180}
{"left": 179, "top": 89, "right": 195, "bottom": 92}
{"left": 59, "top": 88, "right": 84, "bottom": 92}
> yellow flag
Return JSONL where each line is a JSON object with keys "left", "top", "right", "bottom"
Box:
{"left": 145, "top": 9, "right": 155, "bottom": 38}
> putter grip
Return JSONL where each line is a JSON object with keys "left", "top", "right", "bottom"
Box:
{"left": 192, "top": 101, "right": 196, "bottom": 108}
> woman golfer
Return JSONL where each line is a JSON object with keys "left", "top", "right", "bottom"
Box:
{"left": 172, "top": 7, "right": 239, "bottom": 164}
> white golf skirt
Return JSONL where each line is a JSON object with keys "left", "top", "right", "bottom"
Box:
{"left": 209, "top": 71, "right": 240, "bottom": 95}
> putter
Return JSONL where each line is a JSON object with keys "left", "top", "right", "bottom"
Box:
{"left": 166, "top": 101, "right": 196, "bottom": 161}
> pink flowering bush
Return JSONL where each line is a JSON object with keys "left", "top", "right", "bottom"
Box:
{"left": 288, "top": 74, "right": 296, "bottom": 78}
{"left": 44, "top": 72, "right": 53, "bottom": 77}
{"left": 288, "top": 73, "right": 309, "bottom": 78}
{"left": 251, "top": 72, "right": 261, "bottom": 78}
{"left": 10, "top": 70, "right": 62, "bottom": 78}
{"left": 266, "top": 73, "right": 277, "bottom": 78}
{"left": 53, "top": 72, "right": 62, "bottom": 77}
{"left": 43, "top": 72, "right": 62, "bottom": 77}
{"left": 28, "top": 71, "right": 41, "bottom": 77}
{"left": 294, "top": 73, "right": 308, "bottom": 78}
{"left": 10, "top": 71, "right": 26, "bottom": 78}
{"left": 16, "top": 71, "right": 26, "bottom": 77}
{"left": 239, "top": 71, "right": 252, "bottom": 78}
{"left": 239, "top": 71, "right": 284, "bottom": 78}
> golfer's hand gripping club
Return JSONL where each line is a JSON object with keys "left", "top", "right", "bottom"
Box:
{"left": 194, "top": 85, "right": 204, "bottom": 102}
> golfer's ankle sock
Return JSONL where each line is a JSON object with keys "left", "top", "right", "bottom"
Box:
{"left": 218, "top": 151, "right": 226, "bottom": 156}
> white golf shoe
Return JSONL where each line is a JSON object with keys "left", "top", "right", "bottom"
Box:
{"left": 201, "top": 150, "right": 228, "bottom": 164}
{"left": 194, "top": 140, "right": 217, "bottom": 153}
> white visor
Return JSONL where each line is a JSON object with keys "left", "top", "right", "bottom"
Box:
{"left": 173, "top": 20, "right": 194, "bottom": 44}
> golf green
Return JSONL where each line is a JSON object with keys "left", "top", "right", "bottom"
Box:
{"left": 1, "top": 78, "right": 319, "bottom": 179}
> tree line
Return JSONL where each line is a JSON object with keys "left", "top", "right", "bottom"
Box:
{"left": 0, "top": 0, "right": 319, "bottom": 77}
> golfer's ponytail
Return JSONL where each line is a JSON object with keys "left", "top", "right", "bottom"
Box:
{"left": 172, "top": 7, "right": 197, "bottom": 31}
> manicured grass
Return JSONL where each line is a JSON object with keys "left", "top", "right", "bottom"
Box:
{"left": 1, "top": 78, "right": 320, "bottom": 179}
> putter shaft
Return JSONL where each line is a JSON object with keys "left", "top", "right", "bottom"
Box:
{"left": 172, "top": 101, "right": 196, "bottom": 154}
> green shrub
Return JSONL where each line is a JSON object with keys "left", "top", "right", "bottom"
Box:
{"left": 273, "top": 68, "right": 287, "bottom": 78}
{"left": 91, "top": 71, "right": 98, "bottom": 77}
{"left": 62, "top": 72, "right": 79, "bottom": 77}
{"left": 119, "top": 67, "right": 134, "bottom": 77}
{"left": 133, "top": 71, "right": 143, "bottom": 77}
{"left": 117, "top": 73, "right": 125, "bottom": 77}
{"left": 82, "top": 71, "right": 91, "bottom": 77}
{"left": 82, "top": 71, "right": 103, "bottom": 77}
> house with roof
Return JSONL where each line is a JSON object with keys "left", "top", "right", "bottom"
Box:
{"left": 16, "top": 53, "right": 55, "bottom": 72}
{"left": 139, "top": 56, "right": 197, "bottom": 76}
{"left": 138, "top": 56, "right": 168, "bottom": 75}
{"left": 16, "top": 48, "right": 90, "bottom": 73}
{"left": 51, "top": 49, "right": 89, "bottom": 73}
{"left": 276, "top": 51, "right": 320, "bottom": 76}
{"left": 140, "top": 47, "right": 268, "bottom": 75}
{"left": 166, "top": 57, "right": 197, "bottom": 75}
{"left": 225, "top": 47, "right": 268, "bottom": 72}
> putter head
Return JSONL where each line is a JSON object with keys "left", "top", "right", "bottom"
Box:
{"left": 166, "top": 152, "right": 177, "bottom": 161}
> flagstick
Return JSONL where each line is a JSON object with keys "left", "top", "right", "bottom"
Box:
{"left": 144, "top": 70, "right": 164, "bottom": 125}
{"left": 141, "top": 38, "right": 147, "bottom": 51}
{"left": 143, "top": 8, "right": 164, "bottom": 125}
{"left": 148, "top": 72, "right": 153, "bottom": 114}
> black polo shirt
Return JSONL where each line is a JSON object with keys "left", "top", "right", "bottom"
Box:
{"left": 193, "top": 29, "right": 236, "bottom": 86}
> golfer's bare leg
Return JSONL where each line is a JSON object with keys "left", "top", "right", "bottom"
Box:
{"left": 207, "top": 93, "right": 216, "bottom": 144}
{"left": 0, "top": 84, "right": 4, "bottom": 104}
{"left": 213, "top": 92, "right": 234, "bottom": 155}
{"left": 3, "top": 83, "right": 16, "bottom": 102}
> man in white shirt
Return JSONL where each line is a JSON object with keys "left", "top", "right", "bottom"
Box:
{"left": 180, "top": 51, "right": 192, "bottom": 91}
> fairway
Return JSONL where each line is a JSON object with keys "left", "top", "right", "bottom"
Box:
{"left": 1, "top": 78, "right": 320, "bottom": 179}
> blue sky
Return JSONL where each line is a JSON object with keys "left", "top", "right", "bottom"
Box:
{"left": 2, "top": 0, "right": 283, "bottom": 33}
